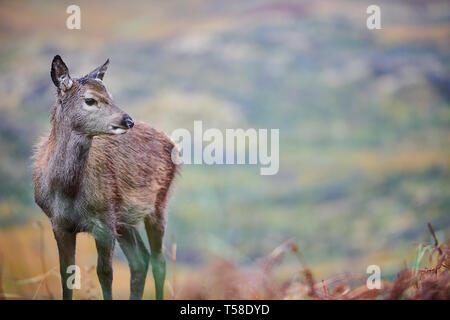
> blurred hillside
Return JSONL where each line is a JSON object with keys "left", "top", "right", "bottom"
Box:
{"left": 0, "top": 0, "right": 449, "bottom": 298}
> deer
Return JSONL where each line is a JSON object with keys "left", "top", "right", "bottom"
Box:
{"left": 32, "top": 55, "right": 179, "bottom": 300}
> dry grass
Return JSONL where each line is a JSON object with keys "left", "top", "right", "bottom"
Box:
{"left": 176, "top": 237, "right": 449, "bottom": 300}
{"left": 0, "top": 222, "right": 448, "bottom": 300}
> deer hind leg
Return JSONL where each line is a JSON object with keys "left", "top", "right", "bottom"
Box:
{"left": 144, "top": 214, "right": 166, "bottom": 300}
{"left": 93, "top": 226, "right": 115, "bottom": 300}
{"left": 117, "top": 226, "right": 150, "bottom": 300}
{"left": 53, "top": 230, "right": 76, "bottom": 300}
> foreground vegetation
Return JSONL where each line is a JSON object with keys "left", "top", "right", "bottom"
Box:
{"left": 0, "top": 222, "right": 447, "bottom": 299}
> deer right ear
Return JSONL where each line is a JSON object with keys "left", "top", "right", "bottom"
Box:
{"left": 86, "top": 59, "right": 110, "bottom": 80}
{"left": 51, "top": 55, "right": 73, "bottom": 92}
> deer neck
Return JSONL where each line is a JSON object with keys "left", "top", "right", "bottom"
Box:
{"left": 48, "top": 122, "right": 93, "bottom": 198}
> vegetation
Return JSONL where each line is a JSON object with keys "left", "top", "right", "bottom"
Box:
{"left": 0, "top": 222, "right": 448, "bottom": 299}
{"left": 0, "top": 0, "right": 448, "bottom": 299}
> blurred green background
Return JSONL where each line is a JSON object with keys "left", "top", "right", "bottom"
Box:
{"left": 0, "top": 0, "right": 449, "bottom": 298}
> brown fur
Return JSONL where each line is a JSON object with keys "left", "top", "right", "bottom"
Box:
{"left": 33, "top": 122, "right": 178, "bottom": 232}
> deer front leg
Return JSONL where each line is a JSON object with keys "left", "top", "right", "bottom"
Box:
{"left": 53, "top": 230, "right": 76, "bottom": 300}
{"left": 94, "top": 229, "right": 115, "bottom": 300}
{"left": 144, "top": 216, "right": 166, "bottom": 300}
{"left": 118, "top": 227, "right": 150, "bottom": 300}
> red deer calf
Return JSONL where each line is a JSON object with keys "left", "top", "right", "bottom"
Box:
{"left": 33, "top": 56, "right": 178, "bottom": 300}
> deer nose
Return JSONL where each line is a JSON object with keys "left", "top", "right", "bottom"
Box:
{"left": 121, "top": 115, "right": 134, "bottom": 129}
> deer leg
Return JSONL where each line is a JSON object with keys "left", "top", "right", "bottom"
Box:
{"left": 118, "top": 227, "right": 150, "bottom": 300}
{"left": 94, "top": 230, "right": 115, "bottom": 300}
{"left": 144, "top": 215, "right": 166, "bottom": 300}
{"left": 53, "top": 230, "right": 76, "bottom": 300}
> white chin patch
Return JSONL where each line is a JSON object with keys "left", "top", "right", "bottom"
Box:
{"left": 111, "top": 128, "right": 127, "bottom": 135}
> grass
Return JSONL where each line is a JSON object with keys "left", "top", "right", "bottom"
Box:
{"left": 0, "top": 221, "right": 447, "bottom": 300}
{"left": 174, "top": 236, "right": 449, "bottom": 300}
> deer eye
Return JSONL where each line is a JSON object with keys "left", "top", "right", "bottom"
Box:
{"left": 84, "top": 98, "right": 97, "bottom": 106}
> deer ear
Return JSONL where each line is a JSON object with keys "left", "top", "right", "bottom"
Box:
{"left": 87, "top": 59, "right": 110, "bottom": 80}
{"left": 51, "top": 55, "right": 73, "bottom": 91}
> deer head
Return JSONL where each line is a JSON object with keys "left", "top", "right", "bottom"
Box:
{"left": 50, "top": 55, "right": 134, "bottom": 136}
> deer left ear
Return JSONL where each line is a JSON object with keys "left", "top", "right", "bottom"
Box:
{"left": 87, "top": 59, "right": 110, "bottom": 80}
{"left": 51, "top": 55, "right": 73, "bottom": 92}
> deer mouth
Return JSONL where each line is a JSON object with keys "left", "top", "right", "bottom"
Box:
{"left": 110, "top": 125, "right": 129, "bottom": 135}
